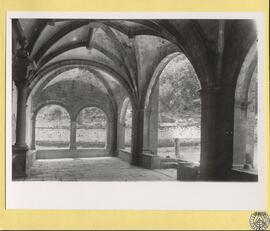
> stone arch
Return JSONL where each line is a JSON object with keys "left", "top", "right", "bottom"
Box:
{"left": 27, "top": 59, "right": 136, "bottom": 104}
{"left": 32, "top": 101, "right": 72, "bottom": 122}
{"left": 144, "top": 52, "right": 181, "bottom": 110}
{"left": 233, "top": 40, "right": 258, "bottom": 169}
{"left": 75, "top": 104, "right": 112, "bottom": 123}
{"left": 234, "top": 41, "right": 257, "bottom": 105}
{"left": 143, "top": 51, "right": 203, "bottom": 110}
{"left": 32, "top": 103, "right": 72, "bottom": 150}
{"left": 29, "top": 66, "right": 118, "bottom": 119}
{"left": 27, "top": 64, "right": 120, "bottom": 154}
{"left": 143, "top": 52, "right": 202, "bottom": 155}
{"left": 75, "top": 105, "right": 111, "bottom": 151}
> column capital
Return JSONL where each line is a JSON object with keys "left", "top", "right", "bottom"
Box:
{"left": 13, "top": 49, "right": 36, "bottom": 87}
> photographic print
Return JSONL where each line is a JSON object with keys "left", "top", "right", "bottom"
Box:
{"left": 4, "top": 11, "right": 268, "bottom": 222}
{"left": 0, "top": 0, "right": 268, "bottom": 228}
{"left": 10, "top": 17, "right": 259, "bottom": 183}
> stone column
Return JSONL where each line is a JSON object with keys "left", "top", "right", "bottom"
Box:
{"left": 199, "top": 87, "right": 220, "bottom": 180}
{"left": 14, "top": 84, "right": 28, "bottom": 147}
{"left": 69, "top": 120, "right": 77, "bottom": 150}
{"left": 131, "top": 108, "right": 144, "bottom": 165}
{"left": 106, "top": 121, "right": 112, "bottom": 153}
{"left": 12, "top": 82, "right": 29, "bottom": 178}
{"left": 30, "top": 118, "right": 36, "bottom": 150}
{"left": 110, "top": 117, "right": 118, "bottom": 156}
{"left": 200, "top": 86, "right": 235, "bottom": 180}
{"left": 143, "top": 108, "right": 159, "bottom": 155}
{"left": 12, "top": 42, "right": 32, "bottom": 178}
{"left": 143, "top": 81, "right": 159, "bottom": 155}
{"left": 233, "top": 101, "right": 248, "bottom": 168}
{"left": 117, "top": 120, "right": 125, "bottom": 150}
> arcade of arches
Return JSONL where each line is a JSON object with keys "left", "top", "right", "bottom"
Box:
{"left": 12, "top": 19, "right": 258, "bottom": 181}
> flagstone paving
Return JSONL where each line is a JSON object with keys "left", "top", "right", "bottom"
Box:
{"left": 19, "top": 157, "right": 177, "bottom": 181}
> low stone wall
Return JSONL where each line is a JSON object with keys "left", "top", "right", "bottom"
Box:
{"left": 36, "top": 149, "right": 108, "bottom": 159}
{"left": 36, "top": 140, "right": 106, "bottom": 148}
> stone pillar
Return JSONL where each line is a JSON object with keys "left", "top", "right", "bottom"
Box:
{"left": 131, "top": 108, "right": 144, "bottom": 165}
{"left": 110, "top": 116, "right": 118, "bottom": 156}
{"left": 233, "top": 102, "right": 248, "bottom": 168}
{"left": 69, "top": 120, "right": 77, "bottom": 150}
{"left": 106, "top": 121, "right": 113, "bottom": 154}
{"left": 143, "top": 108, "right": 159, "bottom": 155}
{"left": 200, "top": 86, "right": 235, "bottom": 180}
{"left": 143, "top": 81, "right": 159, "bottom": 155}
{"left": 14, "top": 85, "right": 28, "bottom": 147}
{"left": 117, "top": 120, "right": 125, "bottom": 151}
{"left": 143, "top": 110, "right": 150, "bottom": 150}
{"left": 12, "top": 83, "right": 29, "bottom": 178}
{"left": 12, "top": 43, "right": 32, "bottom": 178}
{"left": 200, "top": 87, "right": 218, "bottom": 180}
{"left": 30, "top": 118, "right": 36, "bottom": 150}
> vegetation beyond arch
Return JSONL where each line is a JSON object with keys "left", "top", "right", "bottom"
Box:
{"left": 35, "top": 104, "right": 71, "bottom": 149}
{"left": 76, "top": 107, "right": 108, "bottom": 149}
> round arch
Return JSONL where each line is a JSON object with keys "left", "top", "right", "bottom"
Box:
{"left": 143, "top": 51, "right": 203, "bottom": 110}
{"left": 75, "top": 106, "right": 110, "bottom": 150}
{"left": 33, "top": 103, "right": 71, "bottom": 150}
{"left": 234, "top": 41, "right": 257, "bottom": 105}
{"left": 75, "top": 104, "right": 112, "bottom": 123}
{"left": 27, "top": 59, "right": 136, "bottom": 104}
{"left": 142, "top": 51, "right": 202, "bottom": 157}
{"left": 144, "top": 52, "right": 181, "bottom": 110}
{"left": 32, "top": 101, "right": 72, "bottom": 122}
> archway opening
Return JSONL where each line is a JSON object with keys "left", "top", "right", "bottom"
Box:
{"left": 157, "top": 54, "right": 201, "bottom": 163}
{"left": 35, "top": 105, "right": 70, "bottom": 149}
{"left": 76, "top": 107, "right": 107, "bottom": 149}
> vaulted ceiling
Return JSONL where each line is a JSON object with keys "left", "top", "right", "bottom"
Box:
{"left": 12, "top": 19, "right": 257, "bottom": 107}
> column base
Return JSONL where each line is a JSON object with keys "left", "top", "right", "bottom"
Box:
{"left": 139, "top": 150, "right": 161, "bottom": 169}
{"left": 12, "top": 145, "right": 28, "bottom": 179}
{"left": 69, "top": 147, "right": 77, "bottom": 150}
{"left": 177, "top": 160, "right": 199, "bottom": 181}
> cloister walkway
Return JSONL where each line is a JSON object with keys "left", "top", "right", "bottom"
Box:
{"left": 18, "top": 157, "right": 177, "bottom": 181}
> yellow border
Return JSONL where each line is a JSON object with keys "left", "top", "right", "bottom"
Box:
{"left": 0, "top": 0, "right": 269, "bottom": 230}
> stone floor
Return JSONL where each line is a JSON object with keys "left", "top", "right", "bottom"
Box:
{"left": 20, "top": 157, "right": 177, "bottom": 181}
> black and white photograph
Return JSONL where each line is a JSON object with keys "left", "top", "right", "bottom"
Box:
{"left": 6, "top": 12, "right": 267, "bottom": 211}
{"left": 10, "top": 17, "right": 259, "bottom": 182}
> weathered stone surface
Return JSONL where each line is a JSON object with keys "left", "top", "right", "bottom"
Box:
{"left": 11, "top": 19, "right": 257, "bottom": 181}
